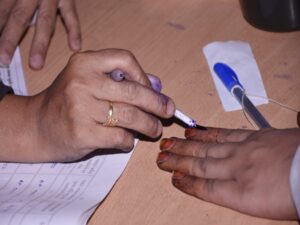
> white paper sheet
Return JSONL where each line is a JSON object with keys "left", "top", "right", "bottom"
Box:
{"left": 0, "top": 151, "right": 134, "bottom": 225}
{"left": 0, "top": 48, "right": 27, "bottom": 95}
{"left": 203, "top": 41, "right": 269, "bottom": 112}
{"left": 0, "top": 48, "right": 135, "bottom": 225}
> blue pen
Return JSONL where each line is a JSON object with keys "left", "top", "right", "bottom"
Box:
{"left": 213, "top": 63, "right": 271, "bottom": 129}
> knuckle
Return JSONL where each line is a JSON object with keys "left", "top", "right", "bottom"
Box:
{"left": 233, "top": 154, "right": 255, "bottom": 182}
{"left": 196, "top": 158, "right": 208, "bottom": 177}
{"left": 204, "top": 179, "right": 215, "bottom": 196}
{"left": 121, "top": 106, "right": 138, "bottom": 124}
{"left": 11, "top": 8, "right": 30, "bottom": 27}
{"left": 239, "top": 141, "right": 262, "bottom": 162}
{"left": 193, "top": 179, "right": 215, "bottom": 201}
{"left": 118, "top": 49, "right": 136, "bottom": 66}
{"left": 69, "top": 51, "right": 86, "bottom": 64}
{"left": 124, "top": 82, "right": 139, "bottom": 101}
{"left": 34, "top": 41, "right": 48, "bottom": 54}
{"left": 195, "top": 142, "right": 208, "bottom": 157}
{"left": 37, "top": 13, "right": 55, "bottom": 30}
{"left": 64, "top": 77, "right": 86, "bottom": 95}
{"left": 147, "top": 118, "right": 161, "bottom": 137}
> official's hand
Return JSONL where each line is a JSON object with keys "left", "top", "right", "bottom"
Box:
{"left": 26, "top": 49, "right": 175, "bottom": 162}
{"left": 0, "top": 0, "right": 81, "bottom": 69}
{"left": 157, "top": 127, "right": 300, "bottom": 220}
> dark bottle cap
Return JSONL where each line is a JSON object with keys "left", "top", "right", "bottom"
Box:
{"left": 240, "top": 0, "right": 300, "bottom": 32}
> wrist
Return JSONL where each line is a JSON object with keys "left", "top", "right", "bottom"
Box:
{"left": 0, "top": 94, "right": 43, "bottom": 162}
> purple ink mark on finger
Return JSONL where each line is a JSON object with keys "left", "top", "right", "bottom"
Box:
{"left": 110, "top": 70, "right": 125, "bottom": 81}
{"left": 147, "top": 73, "right": 162, "bottom": 93}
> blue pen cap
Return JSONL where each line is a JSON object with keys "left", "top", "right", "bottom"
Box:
{"left": 213, "top": 63, "right": 244, "bottom": 92}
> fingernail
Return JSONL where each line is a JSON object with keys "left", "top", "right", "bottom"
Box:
{"left": 160, "top": 138, "right": 175, "bottom": 150}
{"left": 195, "top": 124, "right": 207, "bottom": 130}
{"left": 185, "top": 128, "right": 198, "bottom": 138}
{"left": 157, "top": 151, "right": 171, "bottom": 164}
{"left": 30, "top": 55, "right": 43, "bottom": 69}
{"left": 172, "top": 171, "right": 185, "bottom": 179}
{"left": 147, "top": 73, "right": 162, "bottom": 93}
{"left": 0, "top": 54, "right": 10, "bottom": 67}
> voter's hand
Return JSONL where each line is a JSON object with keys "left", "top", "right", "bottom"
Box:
{"left": 157, "top": 127, "right": 300, "bottom": 220}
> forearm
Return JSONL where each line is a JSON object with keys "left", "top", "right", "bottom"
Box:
{"left": 0, "top": 94, "right": 42, "bottom": 162}
{"left": 290, "top": 145, "right": 300, "bottom": 219}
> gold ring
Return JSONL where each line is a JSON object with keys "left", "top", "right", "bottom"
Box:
{"left": 103, "top": 102, "right": 119, "bottom": 127}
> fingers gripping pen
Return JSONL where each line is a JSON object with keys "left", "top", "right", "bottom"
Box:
{"left": 109, "top": 70, "right": 197, "bottom": 128}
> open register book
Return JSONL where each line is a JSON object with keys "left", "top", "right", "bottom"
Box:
{"left": 0, "top": 49, "right": 134, "bottom": 225}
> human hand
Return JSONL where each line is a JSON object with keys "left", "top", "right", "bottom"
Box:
{"left": 0, "top": 0, "right": 81, "bottom": 70}
{"left": 157, "top": 127, "right": 300, "bottom": 220}
{"left": 23, "top": 49, "right": 175, "bottom": 163}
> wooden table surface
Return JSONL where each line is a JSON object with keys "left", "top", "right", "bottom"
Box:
{"left": 20, "top": 0, "right": 300, "bottom": 224}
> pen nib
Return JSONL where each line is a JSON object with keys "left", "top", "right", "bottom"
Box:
{"left": 188, "top": 120, "right": 197, "bottom": 128}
